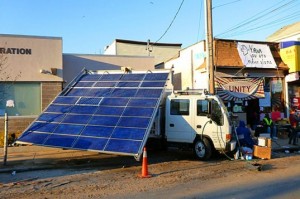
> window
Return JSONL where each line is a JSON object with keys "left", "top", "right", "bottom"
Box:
{"left": 170, "top": 99, "right": 189, "bottom": 115}
{"left": 0, "top": 82, "right": 41, "bottom": 116}
{"left": 197, "top": 100, "right": 209, "bottom": 116}
{"left": 211, "top": 100, "right": 223, "bottom": 126}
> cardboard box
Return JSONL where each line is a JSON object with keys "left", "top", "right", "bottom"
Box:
{"left": 258, "top": 137, "right": 272, "bottom": 147}
{"left": 253, "top": 145, "right": 271, "bottom": 159}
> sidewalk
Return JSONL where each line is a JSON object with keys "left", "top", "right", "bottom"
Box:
{"left": 271, "top": 137, "right": 300, "bottom": 152}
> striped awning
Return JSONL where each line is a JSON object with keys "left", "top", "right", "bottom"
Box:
{"left": 215, "top": 77, "right": 264, "bottom": 101}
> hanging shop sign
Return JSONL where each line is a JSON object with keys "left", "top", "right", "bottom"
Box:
{"left": 237, "top": 42, "right": 276, "bottom": 68}
{"left": 215, "top": 77, "right": 264, "bottom": 101}
{"left": 280, "top": 41, "right": 300, "bottom": 73}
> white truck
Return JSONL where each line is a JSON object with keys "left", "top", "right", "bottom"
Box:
{"left": 150, "top": 89, "right": 237, "bottom": 160}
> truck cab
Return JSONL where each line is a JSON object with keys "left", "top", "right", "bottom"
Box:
{"left": 163, "top": 90, "right": 236, "bottom": 160}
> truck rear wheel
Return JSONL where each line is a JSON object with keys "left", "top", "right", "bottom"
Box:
{"left": 193, "top": 138, "right": 212, "bottom": 160}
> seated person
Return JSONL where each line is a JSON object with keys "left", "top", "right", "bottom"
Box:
{"left": 236, "top": 120, "right": 255, "bottom": 148}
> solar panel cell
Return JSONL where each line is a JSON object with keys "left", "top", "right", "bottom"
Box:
{"left": 73, "top": 137, "right": 107, "bottom": 150}
{"left": 89, "top": 115, "right": 119, "bottom": 126}
{"left": 53, "top": 124, "right": 85, "bottom": 135}
{"left": 81, "top": 125, "right": 114, "bottom": 137}
{"left": 62, "top": 114, "right": 91, "bottom": 124}
{"left": 111, "top": 127, "right": 146, "bottom": 140}
{"left": 44, "top": 134, "right": 77, "bottom": 148}
{"left": 105, "top": 139, "right": 141, "bottom": 154}
{"left": 118, "top": 117, "right": 150, "bottom": 128}
{"left": 53, "top": 97, "right": 79, "bottom": 104}
{"left": 18, "top": 132, "right": 49, "bottom": 144}
{"left": 123, "top": 107, "right": 154, "bottom": 117}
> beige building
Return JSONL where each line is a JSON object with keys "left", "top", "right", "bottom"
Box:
{"left": 0, "top": 34, "right": 63, "bottom": 136}
{"left": 103, "top": 39, "right": 181, "bottom": 65}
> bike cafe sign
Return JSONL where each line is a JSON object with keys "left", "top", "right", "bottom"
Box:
{"left": 215, "top": 77, "right": 264, "bottom": 101}
{"left": 237, "top": 42, "right": 276, "bottom": 68}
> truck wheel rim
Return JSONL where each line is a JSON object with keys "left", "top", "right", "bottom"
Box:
{"left": 195, "top": 141, "right": 205, "bottom": 157}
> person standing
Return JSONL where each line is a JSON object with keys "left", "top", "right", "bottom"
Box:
{"left": 262, "top": 113, "right": 274, "bottom": 138}
{"left": 271, "top": 106, "right": 281, "bottom": 139}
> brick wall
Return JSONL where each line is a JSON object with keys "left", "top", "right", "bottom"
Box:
{"left": 41, "top": 82, "right": 62, "bottom": 110}
{"left": 0, "top": 116, "right": 35, "bottom": 137}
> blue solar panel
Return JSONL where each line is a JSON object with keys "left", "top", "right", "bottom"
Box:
{"left": 136, "top": 89, "right": 163, "bottom": 98}
{"left": 62, "top": 114, "right": 91, "bottom": 124}
{"left": 100, "top": 97, "right": 130, "bottom": 106}
{"left": 110, "top": 88, "right": 137, "bottom": 97}
{"left": 37, "top": 113, "right": 65, "bottom": 122}
{"left": 89, "top": 115, "right": 119, "bottom": 126}
{"left": 74, "top": 81, "right": 95, "bottom": 87}
{"left": 17, "top": 70, "right": 169, "bottom": 158}
{"left": 18, "top": 132, "right": 49, "bottom": 144}
{"left": 141, "top": 81, "right": 166, "bottom": 88}
{"left": 53, "top": 97, "right": 79, "bottom": 104}
{"left": 94, "top": 82, "right": 117, "bottom": 87}
{"left": 100, "top": 74, "right": 122, "bottom": 81}
{"left": 77, "top": 97, "right": 102, "bottom": 105}
{"left": 69, "top": 105, "right": 98, "bottom": 114}
{"left": 81, "top": 125, "right": 114, "bottom": 137}
{"left": 73, "top": 137, "right": 107, "bottom": 150}
{"left": 53, "top": 124, "right": 85, "bottom": 135}
{"left": 117, "top": 82, "right": 140, "bottom": 87}
{"left": 95, "top": 106, "right": 125, "bottom": 116}
{"left": 44, "top": 134, "right": 77, "bottom": 148}
{"left": 123, "top": 107, "right": 154, "bottom": 117}
{"left": 120, "top": 74, "right": 145, "bottom": 81}
{"left": 111, "top": 127, "right": 146, "bottom": 140}
{"left": 118, "top": 117, "right": 150, "bottom": 128}
{"left": 128, "top": 98, "right": 158, "bottom": 107}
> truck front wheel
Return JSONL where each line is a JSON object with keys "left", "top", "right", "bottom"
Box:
{"left": 193, "top": 138, "right": 212, "bottom": 160}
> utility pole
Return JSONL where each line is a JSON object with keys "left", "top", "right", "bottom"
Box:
{"left": 205, "top": 0, "right": 215, "bottom": 94}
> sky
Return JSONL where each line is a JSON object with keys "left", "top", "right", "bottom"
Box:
{"left": 0, "top": 0, "right": 299, "bottom": 54}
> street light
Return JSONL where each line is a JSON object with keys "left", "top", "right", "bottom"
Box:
{"left": 3, "top": 99, "right": 14, "bottom": 166}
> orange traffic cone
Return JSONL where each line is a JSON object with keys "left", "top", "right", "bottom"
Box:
{"left": 139, "top": 147, "right": 152, "bottom": 178}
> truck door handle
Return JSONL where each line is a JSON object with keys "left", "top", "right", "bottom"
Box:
{"left": 170, "top": 123, "right": 174, "bottom": 127}
{"left": 197, "top": 125, "right": 202, "bottom": 128}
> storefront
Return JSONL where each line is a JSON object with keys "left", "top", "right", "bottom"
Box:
{"left": 214, "top": 41, "right": 288, "bottom": 127}
{"left": 280, "top": 41, "right": 300, "bottom": 114}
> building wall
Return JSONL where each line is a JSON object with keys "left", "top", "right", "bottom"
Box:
{"left": 164, "top": 42, "right": 206, "bottom": 90}
{"left": 0, "top": 34, "right": 63, "bottom": 82}
{"left": 104, "top": 39, "right": 181, "bottom": 65}
{"left": 63, "top": 54, "right": 155, "bottom": 85}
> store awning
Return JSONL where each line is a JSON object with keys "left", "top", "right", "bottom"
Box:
{"left": 215, "top": 77, "right": 264, "bottom": 101}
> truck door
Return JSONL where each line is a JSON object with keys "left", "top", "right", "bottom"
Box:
{"left": 194, "top": 99, "right": 225, "bottom": 149}
{"left": 165, "top": 98, "right": 194, "bottom": 143}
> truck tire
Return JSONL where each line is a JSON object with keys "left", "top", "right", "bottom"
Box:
{"left": 193, "top": 137, "right": 212, "bottom": 160}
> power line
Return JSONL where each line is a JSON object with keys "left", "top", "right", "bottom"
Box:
{"left": 213, "top": 0, "right": 243, "bottom": 9}
{"left": 215, "top": 0, "right": 298, "bottom": 38}
{"left": 154, "top": 0, "right": 185, "bottom": 44}
{"left": 196, "top": 0, "right": 204, "bottom": 41}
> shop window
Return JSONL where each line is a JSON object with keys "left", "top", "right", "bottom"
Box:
{"left": 0, "top": 83, "right": 41, "bottom": 116}
{"left": 170, "top": 99, "right": 190, "bottom": 115}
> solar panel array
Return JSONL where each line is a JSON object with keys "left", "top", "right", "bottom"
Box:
{"left": 17, "top": 71, "right": 169, "bottom": 157}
